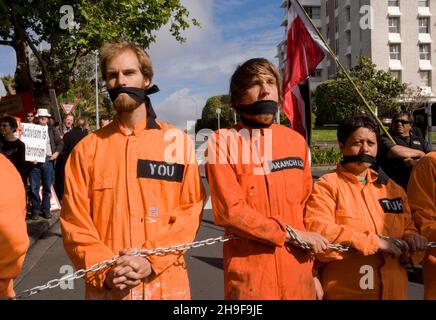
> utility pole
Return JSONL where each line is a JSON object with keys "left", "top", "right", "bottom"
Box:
{"left": 95, "top": 52, "right": 99, "bottom": 129}
{"left": 216, "top": 108, "right": 221, "bottom": 130}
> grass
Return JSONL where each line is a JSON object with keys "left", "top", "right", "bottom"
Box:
{"left": 312, "top": 127, "right": 338, "bottom": 142}
{"left": 313, "top": 127, "right": 436, "bottom": 144}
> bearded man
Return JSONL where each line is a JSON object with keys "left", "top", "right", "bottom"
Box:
{"left": 60, "top": 40, "right": 205, "bottom": 300}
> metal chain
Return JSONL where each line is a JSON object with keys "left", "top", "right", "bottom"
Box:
{"left": 14, "top": 235, "right": 236, "bottom": 300}
{"left": 13, "top": 233, "right": 436, "bottom": 300}
{"left": 285, "top": 225, "right": 353, "bottom": 253}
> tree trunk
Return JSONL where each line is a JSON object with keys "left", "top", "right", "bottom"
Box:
{"left": 13, "top": 26, "right": 34, "bottom": 94}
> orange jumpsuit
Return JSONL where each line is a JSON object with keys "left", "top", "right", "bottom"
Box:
{"left": 304, "top": 164, "right": 423, "bottom": 300}
{"left": 205, "top": 123, "right": 315, "bottom": 300}
{"left": 0, "top": 154, "right": 29, "bottom": 298}
{"left": 61, "top": 116, "right": 205, "bottom": 300}
{"left": 407, "top": 151, "right": 436, "bottom": 299}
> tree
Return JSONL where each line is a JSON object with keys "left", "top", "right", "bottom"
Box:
{"left": 196, "top": 95, "right": 235, "bottom": 132}
{"left": 313, "top": 56, "right": 423, "bottom": 125}
{"left": 0, "top": 0, "right": 199, "bottom": 99}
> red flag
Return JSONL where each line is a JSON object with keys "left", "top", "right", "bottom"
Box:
{"left": 282, "top": 0, "right": 327, "bottom": 140}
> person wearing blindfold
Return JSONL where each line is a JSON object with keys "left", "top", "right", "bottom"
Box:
{"left": 304, "top": 114, "right": 428, "bottom": 299}
{"left": 378, "top": 112, "right": 431, "bottom": 189}
{"left": 60, "top": 40, "right": 205, "bottom": 300}
{"left": 205, "top": 58, "right": 329, "bottom": 300}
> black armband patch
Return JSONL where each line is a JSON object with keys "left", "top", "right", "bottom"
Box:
{"left": 269, "top": 157, "right": 304, "bottom": 172}
{"left": 379, "top": 198, "right": 403, "bottom": 214}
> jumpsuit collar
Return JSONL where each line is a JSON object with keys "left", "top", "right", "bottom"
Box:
{"left": 113, "top": 112, "right": 161, "bottom": 136}
{"left": 336, "top": 163, "right": 379, "bottom": 185}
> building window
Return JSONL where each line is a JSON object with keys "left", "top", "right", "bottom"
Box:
{"left": 390, "top": 71, "right": 402, "bottom": 82}
{"left": 346, "top": 7, "right": 351, "bottom": 22}
{"left": 346, "top": 31, "right": 351, "bottom": 46}
{"left": 335, "top": 0, "right": 338, "bottom": 9}
{"left": 419, "top": 71, "right": 431, "bottom": 87}
{"left": 418, "top": 0, "right": 429, "bottom": 7}
{"left": 389, "top": 44, "right": 401, "bottom": 60}
{"left": 419, "top": 18, "right": 430, "bottom": 34}
{"left": 303, "top": 6, "right": 321, "bottom": 20}
{"left": 311, "top": 69, "right": 323, "bottom": 78}
{"left": 419, "top": 44, "right": 431, "bottom": 60}
{"left": 347, "top": 55, "right": 352, "bottom": 69}
{"left": 388, "top": 0, "right": 399, "bottom": 7}
{"left": 388, "top": 17, "right": 400, "bottom": 33}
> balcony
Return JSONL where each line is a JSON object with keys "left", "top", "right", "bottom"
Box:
{"left": 418, "top": 33, "right": 432, "bottom": 44}
{"left": 389, "top": 60, "right": 402, "bottom": 70}
{"left": 418, "top": 7, "right": 432, "bottom": 17}
{"left": 387, "top": 7, "right": 402, "bottom": 17}
{"left": 419, "top": 60, "right": 433, "bottom": 71}
{"left": 388, "top": 33, "right": 402, "bottom": 43}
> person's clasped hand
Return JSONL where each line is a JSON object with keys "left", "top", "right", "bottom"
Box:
{"left": 105, "top": 248, "right": 153, "bottom": 290}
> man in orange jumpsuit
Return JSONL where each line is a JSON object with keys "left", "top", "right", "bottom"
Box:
{"left": 205, "top": 58, "right": 329, "bottom": 300}
{"left": 408, "top": 151, "right": 436, "bottom": 299}
{"left": 61, "top": 40, "right": 205, "bottom": 300}
{"left": 0, "top": 154, "right": 29, "bottom": 299}
{"left": 304, "top": 115, "right": 427, "bottom": 299}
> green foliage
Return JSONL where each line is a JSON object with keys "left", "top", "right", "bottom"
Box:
{"left": 0, "top": 0, "right": 200, "bottom": 96}
{"left": 314, "top": 56, "right": 408, "bottom": 125}
{"left": 196, "top": 95, "right": 236, "bottom": 131}
{"left": 311, "top": 146, "right": 342, "bottom": 165}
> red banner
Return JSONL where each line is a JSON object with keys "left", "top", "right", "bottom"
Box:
{"left": 0, "top": 92, "right": 36, "bottom": 120}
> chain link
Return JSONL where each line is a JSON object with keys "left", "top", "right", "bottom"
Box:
{"left": 285, "top": 225, "right": 353, "bottom": 253}
{"left": 14, "top": 235, "right": 235, "bottom": 300}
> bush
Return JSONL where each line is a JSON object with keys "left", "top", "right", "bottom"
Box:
{"left": 311, "top": 146, "right": 342, "bottom": 165}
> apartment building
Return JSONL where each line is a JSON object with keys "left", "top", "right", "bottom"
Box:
{"left": 278, "top": 0, "right": 436, "bottom": 102}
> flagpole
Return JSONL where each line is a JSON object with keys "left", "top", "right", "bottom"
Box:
{"left": 293, "top": 0, "right": 395, "bottom": 143}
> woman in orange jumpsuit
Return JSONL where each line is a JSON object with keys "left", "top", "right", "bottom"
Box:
{"left": 0, "top": 154, "right": 29, "bottom": 299}
{"left": 206, "top": 58, "right": 328, "bottom": 300}
{"left": 407, "top": 151, "right": 436, "bottom": 299}
{"left": 304, "top": 114, "right": 428, "bottom": 299}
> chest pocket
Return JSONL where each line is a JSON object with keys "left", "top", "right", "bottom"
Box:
{"left": 335, "top": 209, "right": 365, "bottom": 231}
{"left": 91, "top": 178, "right": 115, "bottom": 226}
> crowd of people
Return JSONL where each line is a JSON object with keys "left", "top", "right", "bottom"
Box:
{"left": 1, "top": 40, "right": 435, "bottom": 301}
{"left": 0, "top": 109, "right": 112, "bottom": 221}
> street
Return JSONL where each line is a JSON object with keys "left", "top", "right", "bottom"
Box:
{"left": 14, "top": 177, "right": 424, "bottom": 300}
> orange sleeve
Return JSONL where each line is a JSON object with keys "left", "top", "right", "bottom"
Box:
{"left": 60, "top": 138, "right": 115, "bottom": 290}
{"left": 407, "top": 154, "right": 436, "bottom": 242}
{"left": 205, "top": 132, "right": 287, "bottom": 247}
{"left": 304, "top": 175, "right": 379, "bottom": 260}
{"left": 399, "top": 193, "right": 425, "bottom": 265}
{"left": 0, "top": 155, "right": 29, "bottom": 298}
{"left": 144, "top": 135, "right": 205, "bottom": 276}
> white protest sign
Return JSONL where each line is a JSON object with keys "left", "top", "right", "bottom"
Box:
{"left": 21, "top": 123, "right": 48, "bottom": 162}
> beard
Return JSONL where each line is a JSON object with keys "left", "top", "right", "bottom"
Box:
{"left": 113, "top": 94, "right": 141, "bottom": 113}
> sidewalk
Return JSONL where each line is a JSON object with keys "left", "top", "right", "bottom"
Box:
{"left": 26, "top": 210, "right": 61, "bottom": 249}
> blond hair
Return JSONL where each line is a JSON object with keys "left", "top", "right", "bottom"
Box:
{"left": 100, "top": 40, "right": 153, "bottom": 82}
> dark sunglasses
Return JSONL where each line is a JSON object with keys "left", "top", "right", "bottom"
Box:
{"left": 0, "top": 123, "right": 9, "bottom": 127}
{"left": 27, "top": 114, "right": 34, "bottom": 118}
{"left": 392, "top": 119, "right": 412, "bottom": 125}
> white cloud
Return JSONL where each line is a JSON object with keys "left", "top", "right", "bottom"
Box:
{"left": 155, "top": 88, "right": 204, "bottom": 130}
{"left": 146, "top": 0, "right": 283, "bottom": 128}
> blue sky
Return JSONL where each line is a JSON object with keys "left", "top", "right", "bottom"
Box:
{"left": 0, "top": 0, "right": 283, "bottom": 129}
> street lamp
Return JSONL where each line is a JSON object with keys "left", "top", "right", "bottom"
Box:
{"left": 95, "top": 51, "right": 100, "bottom": 129}
{"left": 216, "top": 108, "right": 221, "bottom": 130}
